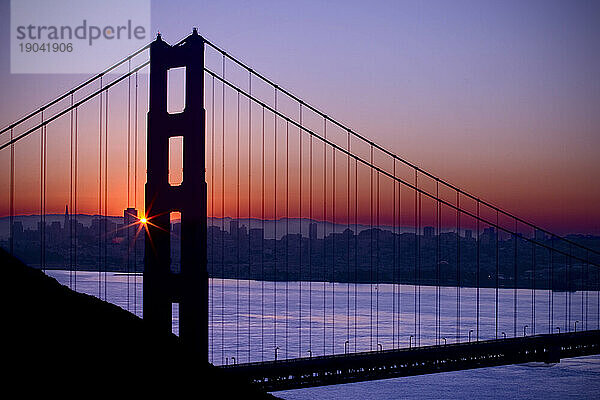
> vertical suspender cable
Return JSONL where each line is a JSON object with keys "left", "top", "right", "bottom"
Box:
{"left": 514, "top": 219, "right": 518, "bottom": 337}
{"left": 347, "top": 130, "right": 351, "bottom": 350}
{"left": 550, "top": 236, "right": 554, "bottom": 334}
{"left": 210, "top": 74, "right": 215, "bottom": 362}
{"left": 41, "top": 111, "right": 45, "bottom": 275}
{"left": 586, "top": 250, "right": 589, "bottom": 330}
{"left": 237, "top": 89, "right": 240, "bottom": 362}
{"left": 323, "top": 115, "right": 327, "bottom": 355}
{"left": 221, "top": 56, "right": 226, "bottom": 364}
{"left": 496, "top": 210, "right": 499, "bottom": 339}
{"left": 134, "top": 71, "right": 139, "bottom": 315}
{"left": 9, "top": 127, "right": 14, "bottom": 256}
{"left": 332, "top": 122, "right": 336, "bottom": 353}
{"left": 354, "top": 157, "right": 358, "bottom": 352}
{"left": 127, "top": 59, "right": 131, "bottom": 310}
{"left": 476, "top": 200, "right": 480, "bottom": 341}
{"left": 532, "top": 238, "right": 535, "bottom": 334}
{"left": 261, "top": 105, "right": 265, "bottom": 360}
{"left": 436, "top": 180, "right": 440, "bottom": 345}
{"left": 74, "top": 107, "right": 78, "bottom": 291}
{"left": 370, "top": 145, "right": 373, "bottom": 351}
{"left": 565, "top": 250, "right": 568, "bottom": 332}
{"left": 44, "top": 116, "right": 47, "bottom": 273}
{"left": 414, "top": 171, "right": 418, "bottom": 345}
{"left": 273, "top": 89, "right": 277, "bottom": 356}
{"left": 286, "top": 119, "right": 289, "bottom": 358}
{"left": 104, "top": 89, "right": 109, "bottom": 301}
{"left": 133, "top": 71, "right": 143, "bottom": 315}
{"left": 456, "top": 191, "right": 460, "bottom": 342}
{"left": 568, "top": 246, "right": 572, "bottom": 331}
{"left": 418, "top": 175, "right": 422, "bottom": 346}
{"left": 580, "top": 252, "right": 586, "bottom": 330}
{"left": 98, "top": 78, "right": 103, "bottom": 298}
{"left": 376, "top": 169, "right": 380, "bottom": 347}
{"left": 68, "top": 105, "right": 72, "bottom": 282}
{"left": 308, "top": 116, "right": 312, "bottom": 356}
{"left": 43, "top": 115, "right": 47, "bottom": 275}
{"left": 298, "top": 104, "right": 303, "bottom": 357}
{"left": 247, "top": 71, "right": 252, "bottom": 363}
{"left": 397, "top": 173, "right": 402, "bottom": 348}
{"left": 393, "top": 162, "right": 397, "bottom": 348}
{"left": 69, "top": 102, "right": 73, "bottom": 283}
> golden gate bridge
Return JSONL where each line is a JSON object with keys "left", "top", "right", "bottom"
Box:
{"left": 1, "top": 29, "right": 599, "bottom": 390}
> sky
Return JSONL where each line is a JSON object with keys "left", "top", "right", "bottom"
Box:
{"left": 0, "top": 0, "right": 599, "bottom": 235}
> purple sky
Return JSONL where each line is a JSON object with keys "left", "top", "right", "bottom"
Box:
{"left": 0, "top": 0, "right": 599, "bottom": 234}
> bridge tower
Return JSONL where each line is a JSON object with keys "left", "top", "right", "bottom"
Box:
{"left": 144, "top": 29, "right": 208, "bottom": 358}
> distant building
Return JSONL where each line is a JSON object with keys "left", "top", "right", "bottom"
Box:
{"left": 249, "top": 228, "right": 264, "bottom": 243}
{"left": 124, "top": 208, "right": 139, "bottom": 244}
{"left": 239, "top": 225, "right": 247, "bottom": 238}
{"left": 535, "top": 229, "right": 546, "bottom": 242}
{"left": 230, "top": 220, "right": 239, "bottom": 238}
{"left": 464, "top": 230, "right": 472, "bottom": 240}
{"left": 423, "top": 226, "right": 434, "bottom": 238}
{"left": 309, "top": 223, "right": 318, "bottom": 240}
{"left": 64, "top": 205, "right": 69, "bottom": 230}
{"left": 12, "top": 221, "right": 23, "bottom": 241}
{"left": 124, "top": 208, "right": 138, "bottom": 226}
{"left": 482, "top": 227, "right": 496, "bottom": 244}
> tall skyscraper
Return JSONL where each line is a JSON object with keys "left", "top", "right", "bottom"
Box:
{"left": 309, "top": 223, "right": 318, "bottom": 240}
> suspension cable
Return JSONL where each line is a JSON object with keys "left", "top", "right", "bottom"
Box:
{"left": 201, "top": 37, "right": 600, "bottom": 260}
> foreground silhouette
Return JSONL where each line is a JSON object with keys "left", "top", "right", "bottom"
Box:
{"left": 1, "top": 247, "right": 276, "bottom": 398}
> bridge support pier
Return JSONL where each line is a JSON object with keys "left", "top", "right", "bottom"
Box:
{"left": 144, "top": 30, "right": 207, "bottom": 358}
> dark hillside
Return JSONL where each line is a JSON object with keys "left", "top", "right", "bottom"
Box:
{"left": 0, "top": 247, "right": 276, "bottom": 398}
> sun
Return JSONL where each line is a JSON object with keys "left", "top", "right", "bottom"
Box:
{"left": 140, "top": 217, "right": 147, "bottom": 224}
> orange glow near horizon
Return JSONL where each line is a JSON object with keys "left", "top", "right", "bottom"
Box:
{"left": 0, "top": 43, "right": 598, "bottom": 237}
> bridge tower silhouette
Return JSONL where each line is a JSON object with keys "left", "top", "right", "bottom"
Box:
{"left": 144, "top": 29, "right": 208, "bottom": 357}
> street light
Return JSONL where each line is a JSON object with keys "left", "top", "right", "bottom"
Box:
{"left": 377, "top": 343, "right": 383, "bottom": 352}
{"left": 575, "top": 320, "right": 580, "bottom": 332}
{"left": 469, "top": 329, "right": 474, "bottom": 342}
{"left": 556, "top": 326, "right": 560, "bottom": 334}
{"left": 409, "top": 335, "right": 413, "bottom": 349}
{"left": 442, "top": 337, "right": 447, "bottom": 345}
{"left": 523, "top": 325, "right": 528, "bottom": 337}
{"left": 345, "top": 340, "right": 349, "bottom": 354}
{"left": 501, "top": 332, "right": 506, "bottom": 340}
{"left": 275, "top": 346, "right": 280, "bottom": 361}
{"left": 231, "top": 357, "right": 236, "bottom": 365}
{"left": 307, "top": 349, "right": 312, "bottom": 359}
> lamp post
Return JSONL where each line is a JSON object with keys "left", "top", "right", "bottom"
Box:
{"left": 345, "top": 340, "right": 349, "bottom": 354}
{"left": 442, "top": 337, "right": 447, "bottom": 345}
{"left": 231, "top": 357, "right": 236, "bottom": 365}
{"left": 377, "top": 343, "right": 383, "bottom": 352}
{"left": 307, "top": 349, "right": 312, "bottom": 359}
{"left": 501, "top": 331, "right": 506, "bottom": 339}
{"left": 575, "top": 320, "right": 579, "bottom": 332}
{"left": 275, "top": 346, "right": 280, "bottom": 361}
{"left": 469, "top": 329, "right": 474, "bottom": 342}
{"left": 556, "top": 326, "right": 560, "bottom": 334}
{"left": 523, "top": 325, "right": 528, "bottom": 337}
{"left": 409, "top": 335, "right": 413, "bottom": 349}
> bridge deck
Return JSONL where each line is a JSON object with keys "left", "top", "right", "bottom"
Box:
{"left": 222, "top": 330, "right": 600, "bottom": 391}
